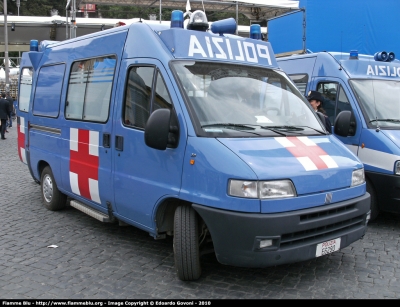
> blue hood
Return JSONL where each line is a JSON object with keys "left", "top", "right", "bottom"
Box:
{"left": 381, "top": 130, "right": 400, "bottom": 149}
{"left": 218, "top": 135, "right": 363, "bottom": 195}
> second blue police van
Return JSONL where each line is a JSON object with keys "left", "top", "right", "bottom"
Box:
{"left": 278, "top": 51, "right": 400, "bottom": 221}
{"left": 17, "top": 11, "right": 370, "bottom": 280}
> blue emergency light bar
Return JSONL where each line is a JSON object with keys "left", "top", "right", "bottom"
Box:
{"left": 349, "top": 50, "right": 358, "bottom": 60}
{"left": 250, "top": 24, "right": 262, "bottom": 40}
{"left": 171, "top": 10, "right": 184, "bottom": 29}
{"left": 30, "top": 39, "right": 39, "bottom": 52}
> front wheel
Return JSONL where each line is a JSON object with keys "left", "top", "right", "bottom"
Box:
{"left": 173, "top": 206, "right": 201, "bottom": 281}
{"left": 41, "top": 166, "right": 67, "bottom": 211}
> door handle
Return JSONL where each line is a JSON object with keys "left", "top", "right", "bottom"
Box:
{"left": 103, "top": 133, "right": 111, "bottom": 148}
{"left": 115, "top": 135, "right": 124, "bottom": 151}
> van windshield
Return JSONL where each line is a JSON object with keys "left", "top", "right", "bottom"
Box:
{"left": 171, "top": 61, "right": 325, "bottom": 137}
{"left": 350, "top": 79, "right": 400, "bottom": 128}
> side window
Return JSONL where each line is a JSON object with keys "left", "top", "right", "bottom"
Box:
{"left": 18, "top": 67, "right": 33, "bottom": 112}
{"left": 336, "top": 86, "right": 352, "bottom": 117}
{"left": 124, "top": 67, "right": 154, "bottom": 128}
{"left": 317, "top": 82, "right": 352, "bottom": 124}
{"left": 65, "top": 56, "right": 116, "bottom": 122}
{"left": 33, "top": 64, "right": 65, "bottom": 118}
{"left": 154, "top": 72, "right": 172, "bottom": 110}
{"left": 288, "top": 74, "right": 309, "bottom": 95}
{"left": 317, "top": 82, "right": 338, "bottom": 124}
{"left": 124, "top": 66, "right": 172, "bottom": 129}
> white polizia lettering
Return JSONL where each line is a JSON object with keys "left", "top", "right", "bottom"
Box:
{"left": 235, "top": 40, "right": 245, "bottom": 61}
{"left": 243, "top": 42, "right": 258, "bottom": 63}
{"left": 205, "top": 36, "right": 214, "bottom": 58}
{"left": 257, "top": 44, "right": 272, "bottom": 65}
{"left": 212, "top": 37, "right": 227, "bottom": 59}
{"left": 379, "top": 65, "right": 387, "bottom": 76}
{"left": 188, "top": 35, "right": 207, "bottom": 57}
{"left": 226, "top": 39, "right": 234, "bottom": 59}
{"left": 366, "top": 64, "right": 400, "bottom": 77}
{"left": 367, "top": 65, "right": 374, "bottom": 75}
{"left": 187, "top": 34, "right": 273, "bottom": 65}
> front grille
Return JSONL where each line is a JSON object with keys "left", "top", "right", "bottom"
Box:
{"left": 280, "top": 215, "right": 364, "bottom": 248}
{"left": 300, "top": 204, "right": 356, "bottom": 221}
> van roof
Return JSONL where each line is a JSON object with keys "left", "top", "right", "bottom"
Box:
{"left": 278, "top": 51, "right": 400, "bottom": 80}
{"left": 33, "top": 22, "right": 279, "bottom": 69}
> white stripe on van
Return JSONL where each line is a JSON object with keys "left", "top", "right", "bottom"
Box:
{"left": 70, "top": 128, "right": 78, "bottom": 151}
{"left": 358, "top": 147, "right": 400, "bottom": 172}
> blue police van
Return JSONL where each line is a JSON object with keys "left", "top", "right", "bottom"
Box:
{"left": 17, "top": 11, "right": 370, "bottom": 280}
{"left": 278, "top": 51, "right": 400, "bottom": 221}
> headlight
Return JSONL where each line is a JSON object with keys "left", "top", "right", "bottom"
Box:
{"left": 351, "top": 168, "right": 365, "bottom": 186}
{"left": 228, "top": 180, "right": 296, "bottom": 199}
{"left": 395, "top": 161, "right": 400, "bottom": 175}
{"left": 229, "top": 180, "right": 258, "bottom": 198}
{"left": 259, "top": 180, "right": 296, "bottom": 199}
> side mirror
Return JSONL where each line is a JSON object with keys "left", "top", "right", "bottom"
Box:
{"left": 144, "top": 109, "right": 179, "bottom": 150}
{"left": 334, "top": 111, "right": 356, "bottom": 137}
{"left": 144, "top": 109, "right": 170, "bottom": 150}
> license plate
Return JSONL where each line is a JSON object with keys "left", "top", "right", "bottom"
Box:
{"left": 316, "top": 237, "right": 341, "bottom": 257}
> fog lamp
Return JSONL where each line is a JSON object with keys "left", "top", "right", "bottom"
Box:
{"left": 366, "top": 210, "right": 371, "bottom": 222}
{"left": 259, "top": 239, "right": 273, "bottom": 249}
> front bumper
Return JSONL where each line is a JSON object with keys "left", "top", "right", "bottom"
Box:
{"left": 193, "top": 193, "right": 370, "bottom": 268}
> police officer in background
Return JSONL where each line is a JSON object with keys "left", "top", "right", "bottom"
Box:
{"left": 5, "top": 92, "right": 14, "bottom": 128}
{"left": 307, "top": 90, "right": 332, "bottom": 133}
{"left": 0, "top": 93, "right": 11, "bottom": 140}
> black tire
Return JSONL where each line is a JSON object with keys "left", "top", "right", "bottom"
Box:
{"left": 366, "top": 178, "right": 379, "bottom": 221}
{"left": 40, "top": 166, "right": 67, "bottom": 211}
{"left": 173, "top": 206, "right": 201, "bottom": 281}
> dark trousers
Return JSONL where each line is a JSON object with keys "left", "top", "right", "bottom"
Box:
{"left": 1, "top": 119, "right": 6, "bottom": 138}
{"left": 7, "top": 111, "right": 13, "bottom": 127}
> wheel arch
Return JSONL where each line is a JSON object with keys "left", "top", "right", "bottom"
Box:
{"left": 365, "top": 175, "right": 379, "bottom": 221}
{"left": 155, "top": 198, "right": 193, "bottom": 236}
{"left": 37, "top": 160, "right": 50, "bottom": 182}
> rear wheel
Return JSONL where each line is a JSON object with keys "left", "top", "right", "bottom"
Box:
{"left": 173, "top": 206, "right": 201, "bottom": 281}
{"left": 41, "top": 166, "right": 67, "bottom": 211}
{"left": 366, "top": 178, "right": 379, "bottom": 221}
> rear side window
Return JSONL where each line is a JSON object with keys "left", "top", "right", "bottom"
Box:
{"left": 65, "top": 56, "right": 116, "bottom": 122}
{"left": 18, "top": 67, "right": 33, "bottom": 112}
{"left": 33, "top": 64, "right": 65, "bottom": 117}
{"left": 288, "top": 74, "right": 309, "bottom": 95}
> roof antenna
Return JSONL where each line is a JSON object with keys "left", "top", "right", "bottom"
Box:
{"left": 364, "top": 24, "right": 379, "bottom": 131}
{"left": 339, "top": 31, "right": 343, "bottom": 70}
{"left": 341, "top": 31, "right": 342, "bottom": 59}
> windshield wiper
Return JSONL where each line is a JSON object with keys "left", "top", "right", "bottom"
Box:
{"left": 369, "top": 119, "right": 400, "bottom": 124}
{"left": 261, "top": 125, "right": 307, "bottom": 136}
{"left": 202, "top": 123, "right": 256, "bottom": 130}
{"left": 262, "top": 125, "right": 305, "bottom": 131}
{"left": 261, "top": 125, "right": 327, "bottom": 136}
{"left": 298, "top": 126, "right": 326, "bottom": 134}
{"left": 201, "top": 123, "right": 263, "bottom": 136}
{"left": 258, "top": 126, "right": 287, "bottom": 136}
